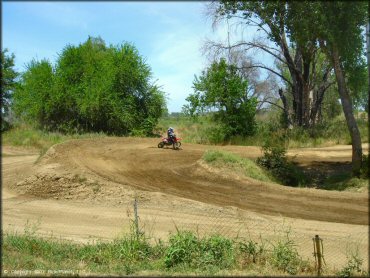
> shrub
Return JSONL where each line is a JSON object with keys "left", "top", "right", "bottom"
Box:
{"left": 239, "top": 239, "right": 266, "bottom": 264}
{"left": 338, "top": 251, "right": 367, "bottom": 277}
{"left": 13, "top": 37, "right": 166, "bottom": 135}
{"left": 164, "top": 231, "right": 198, "bottom": 268}
{"left": 198, "top": 235, "right": 234, "bottom": 269}
{"left": 256, "top": 143, "right": 307, "bottom": 186}
{"left": 360, "top": 154, "right": 369, "bottom": 179}
{"left": 164, "top": 231, "right": 235, "bottom": 270}
{"left": 270, "top": 238, "right": 303, "bottom": 275}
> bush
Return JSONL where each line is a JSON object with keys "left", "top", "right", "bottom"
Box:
{"left": 198, "top": 235, "right": 234, "bottom": 268}
{"left": 164, "top": 231, "right": 198, "bottom": 268}
{"left": 13, "top": 37, "right": 166, "bottom": 135}
{"left": 239, "top": 239, "right": 266, "bottom": 264}
{"left": 256, "top": 143, "right": 307, "bottom": 186}
{"left": 1, "top": 119, "right": 12, "bottom": 132}
{"left": 206, "top": 125, "right": 228, "bottom": 144}
{"left": 270, "top": 237, "right": 304, "bottom": 275}
{"left": 360, "top": 154, "right": 369, "bottom": 179}
{"left": 338, "top": 251, "right": 367, "bottom": 277}
{"left": 164, "top": 231, "right": 235, "bottom": 270}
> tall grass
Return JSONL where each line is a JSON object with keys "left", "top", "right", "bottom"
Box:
{"left": 2, "top": 227, "right": 320, "bottom": 276}
{"left": 4, "top": 217, "right": 369, "bottom": 276}
{"left": 157, "top": 113, "right": 368, "bottom": 148}
{"left": 2, "top": 124, "right": 107, "bottom": 156}
{"left": 157, "top": 115, "right": 223, "bottom": 145}
{"left": 202, "top": 150, "right": 274, "bottom": 183}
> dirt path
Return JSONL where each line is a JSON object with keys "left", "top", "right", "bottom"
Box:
{"left": 23, "top": 138, "right": 367, "bottom": 224}
{"left": 2, "top": 139, "right": 369, "bottom": 269}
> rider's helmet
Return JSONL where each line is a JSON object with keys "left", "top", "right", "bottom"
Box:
{"left": 168, "top": 127, "right": 174, "bottom": 132}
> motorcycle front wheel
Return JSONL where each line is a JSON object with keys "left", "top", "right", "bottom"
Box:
{"left": 158, "top": 142, "right": 164, "bottom": 148}
{"left": 173, "top": 141, "right": 181, "bottom": 150}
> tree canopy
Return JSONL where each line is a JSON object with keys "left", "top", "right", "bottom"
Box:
{"left": 184, "top": 58, "right": 257, "bottom": 138}
{"left": 213, "top": 1, "right": 337, "bottom": 128}
{"left": 13, "top": 37, "right": 166, "bottom": 135}
{"left": 1, "top": 49, "right": 18, "bottom": 130}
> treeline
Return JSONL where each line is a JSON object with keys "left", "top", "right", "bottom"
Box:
{"left": 6, "top": 37, "right": 166, "bottom": 135}
{"left": 182, "top": 1, "right": 368, "bottom": 175}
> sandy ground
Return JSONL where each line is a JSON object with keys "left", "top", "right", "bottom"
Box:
{"left": 2, "top": 138, "right": 369, "bottom": 270}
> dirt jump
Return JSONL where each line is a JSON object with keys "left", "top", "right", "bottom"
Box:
{"left": 2, "top": 138, "right": 369, "bottom": 269}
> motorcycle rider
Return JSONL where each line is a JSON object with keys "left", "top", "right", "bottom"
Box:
{"left": 167, "top": 127, "right": 176, "bottom": 143}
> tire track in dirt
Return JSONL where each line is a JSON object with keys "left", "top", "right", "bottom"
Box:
{"left": 40, "top": 137, "right": 368, "bottom": 225}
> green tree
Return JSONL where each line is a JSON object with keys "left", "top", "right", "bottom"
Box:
{"left": 185, "top": 58, "right": 257, "bottom": 138}
{"left": 1, "top": 49, "right": 18, "bottom": 130}
{"left": 285, "top": 1, "right": 367, "bottom": 175}
{"left": 214, "top": 1, "right": 334, "bottom": 128}
{"left": 275, "top": 49, "right": 337, "bottom": 125}
{"left": 13, "top": 59, "right": 54, "bottom": 129}
{"left": 218, "top": 1, "right": 366, "bottom": 175}
{"left": 347, "top": 62, "right": 368, "bottom": 112}
{"left": 13, "top": 36, "right": 166, "bottom": 135}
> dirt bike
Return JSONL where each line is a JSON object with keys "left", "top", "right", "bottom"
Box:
{"left": 158, "top": 136, "right": 182, "bottom": 150}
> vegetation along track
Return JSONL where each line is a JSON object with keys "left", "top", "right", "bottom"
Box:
{"left": 20, "top": 137, "right": 368, "bottom": 226}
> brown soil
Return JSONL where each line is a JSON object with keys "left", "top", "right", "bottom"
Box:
{"left": 2, "top": 138, "right": 369, "bottom": 269}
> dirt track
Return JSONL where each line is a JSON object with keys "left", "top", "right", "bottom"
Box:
{"left": 12, "top": 137, "right": 367, "bottom": 224}
{"left": 2, "top": 138, "right": 369, "bottom": 267}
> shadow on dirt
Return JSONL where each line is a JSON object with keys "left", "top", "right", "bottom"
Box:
{"left": 296, "top": 161, "right": 360, "bottom": 190}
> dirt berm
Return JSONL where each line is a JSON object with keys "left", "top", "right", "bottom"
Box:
{"left": 11, "top": 137, "right": 368, "bottom": 226}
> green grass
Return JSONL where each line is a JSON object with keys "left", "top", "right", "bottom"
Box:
{"left": 202, "top": 150, "right": 274, "bottom": 183}
{"left": 2, "top": 124, "right": 107, "bottom": 157}
{"left": 321, "top": 173, "right": 369, "bottom": 192}
{"left": 157, "top": 113, "right": 368, "bottom": 148}
{"left": 157, "top": 115, "right": 223, "bottom": 145}
{"left": 4, "top": 220, "right": 369, "bottom": 276}
{"left": 2, "top": 227, "right": 320, "bottom": 276}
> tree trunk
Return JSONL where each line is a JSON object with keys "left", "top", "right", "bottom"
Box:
{"left": 367, "top": 20, "right": 370, "bottom": 113}
{"left": 302, "top": 59, "right": 311, "bottom": 127}
{"left": 309, "top": 68, "right": 332, "bottom": 126}
{"left": 278, "top": 88, "right": 293, "bottom": 128}
{"left": 331, "top": 46, "right": 362, "bottom": 176}
{"left": 280, "top": 36, "right": 329, "bottom": 128}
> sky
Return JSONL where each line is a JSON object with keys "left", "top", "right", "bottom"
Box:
{"left": 2, "top": 1, "right": 259, "bottom": 112}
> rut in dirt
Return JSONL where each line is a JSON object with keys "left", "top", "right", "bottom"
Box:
{"left": 27, "top": 138, "right": 369, "bottom": 225}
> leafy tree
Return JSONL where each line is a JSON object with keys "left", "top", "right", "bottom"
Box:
{"left": 213, "top": 1, "right": 334, "bottom": 128}
{"left": 217, "top": 1, "right": 366, "bottom": 175}
{"left": 12, "top": 36, "right": 166, "bottom": 135}
{"left": 185, "top": 58, "right": 257, "bottom": 138}
{"left": 347, "top": 62, "right": 368, "bottom": 112}
{"left": 284, "top": 1, "right": 367, "bottom": 175}
{"left": 13, "top": 59, "right": 54, "bottom": 129}
{"left": 1, "top": 49, "right": 18, "bottom": 130}
{"left": 275, "top": 49, "right": 337, "bottom": 125}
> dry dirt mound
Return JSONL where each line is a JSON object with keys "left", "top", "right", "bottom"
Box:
{"left": 12, "top": 137, "right": 368, "bottom": 225}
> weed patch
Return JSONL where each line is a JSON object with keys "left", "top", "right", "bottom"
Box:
{"left": 3, "top": 124, "right": 106, "bottom": 155}
{"left": 203, "top": 150, "right": 273, "bottom": 183}
{"left": 8, "top": 227, "right": 358, "bottom": 276}
{"left": 157, "top": 113, "right": 368, "bottom": 148}
{"left": 321, "top": 173, "right": 369, "bottom": 192}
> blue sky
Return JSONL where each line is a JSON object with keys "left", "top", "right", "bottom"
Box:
{"left": 3, "top": 1, "right": 254, "bottom": 112}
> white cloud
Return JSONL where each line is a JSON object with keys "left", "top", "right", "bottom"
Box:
{"left": 148, "top": 24, "right": 206, "bottom": 112}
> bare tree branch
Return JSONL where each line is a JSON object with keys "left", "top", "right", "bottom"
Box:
{"left": 205, "top": 40, "right": 286, "bottom": 65}
{"left": 258, "top": 100, "right": 285, "bottom": 111}
{"left": 238, "top": 64, "right": 293, "bottom": 87}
